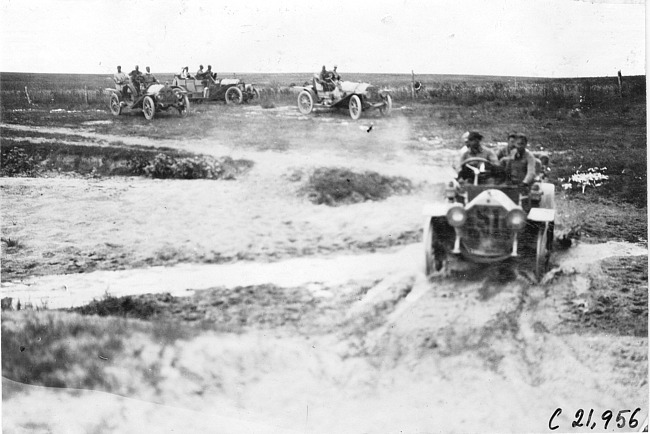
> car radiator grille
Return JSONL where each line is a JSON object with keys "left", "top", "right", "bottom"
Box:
{"left": 461, "top": 206, "right": 513, "bottom": 255}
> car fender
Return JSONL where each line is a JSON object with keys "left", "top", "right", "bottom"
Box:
{"left": 422, "top": 203, "right": 454, "bottom": 218}
{"left": 538, "top": 183, "right": 555, "bottom": 209}
{"left": 528, "top": 208, "right": 555, "bottom": 222}
{"left": 298, "top": 87, "right": 318, "bottom": 100}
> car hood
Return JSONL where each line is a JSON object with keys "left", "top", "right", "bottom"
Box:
{"left": 145, "top": 84, "right": 165, "bottom": 94}
{"left": 220, "top": 78, "right": 241, "bottom": 86}
{"left": 339, "top": 81, "right": 372, "bottom": 93}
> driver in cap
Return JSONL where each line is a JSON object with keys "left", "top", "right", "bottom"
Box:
{"left": 459, "top": 132, "right": 498, "bottom": 166}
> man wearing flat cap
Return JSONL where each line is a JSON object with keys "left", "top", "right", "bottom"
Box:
{"left": 459, "top": 132, "right": 499, "bottom": 165}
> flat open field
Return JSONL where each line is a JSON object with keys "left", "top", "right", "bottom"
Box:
{"left": 1, "top": 73, "right": 647, "bottom": 433}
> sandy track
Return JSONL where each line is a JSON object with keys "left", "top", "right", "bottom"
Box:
{"left": 2, "top": 241, "right": 647, "bottom": 310}
{"left": 2, "top": 110, "right": 647, "bottom": 433}
{"left": 3, "top": 242, "right": 647, "bottom": 433}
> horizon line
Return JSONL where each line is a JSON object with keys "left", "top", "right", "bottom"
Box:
{"left": 0, "top": 71, "right": 643, "bottom": 80}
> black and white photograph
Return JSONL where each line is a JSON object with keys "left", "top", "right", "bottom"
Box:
{"left": 1, "top": 0, "right": 647, "bottom": 432}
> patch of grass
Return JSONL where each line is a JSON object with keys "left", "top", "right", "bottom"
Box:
{"left": 72, "top": 294, "right": 160, "bottom": 319}
{"left": 0, "top": 141, "right": 254, "bottom": 180}
{"left": 564, "top": 256, "right": 648, "bottom": 336}
{"left": 1, "top": 147, "right": 39, "bottom": 176}
{"left": 1, "top": 310, "right": 195, "bottom": 393}
{"left": 260, "top": 96, "right": 276, "bottom": 109}
{"left": 1, "top": 237, "right": 22, "bottom": 249}
{"left": 2, "top": 311, "right": 128, "bottom": 389}
{"left": 144, "top": 153, "right": 253, "bottom": 180}
{"left": 302, "top": 167, "right": 413, "bottom": 206}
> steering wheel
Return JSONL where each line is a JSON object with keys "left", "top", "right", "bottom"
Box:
{"left": 458, "top": 157, "right": 500, "bottom": 186}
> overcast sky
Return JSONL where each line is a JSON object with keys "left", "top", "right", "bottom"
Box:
{"left": 0, "top": 0, "right": 645, "bottom": 77}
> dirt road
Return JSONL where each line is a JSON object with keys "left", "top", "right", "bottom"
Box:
{"left": 2, "top": 106, "right": 647, "bottom": 433}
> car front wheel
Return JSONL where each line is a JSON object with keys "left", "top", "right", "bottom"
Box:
{"left": 109, "top": 94, "right": 121, "bottom": 116}
{"left": 225, "top": 87, "right": 243, "bottom": 104}
{"left": 535, "top": 222, "right": 553, "bottom": 281}
{"left": 142, "top": 96, "right": 155, "bottom": 120}
{"left": 379, "top": 94, "right": 392, "bottom": 117}
{"left": 297, "top": 90, "right": 314, "bottom": 115}
{"left": 176, "top": 92, "right": 190, "bottom": 117}
{"left": 349, "top": 94, "right": 362, "bottom": 120}
{"left": 424, "top": 218, "right": 449, "bottom": 277}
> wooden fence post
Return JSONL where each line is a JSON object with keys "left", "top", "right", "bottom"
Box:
{"left": 24, "top": 86, "right": 32, "bottom": 105}
{"left": 617, "top": 70, "right": 623, "bottom": 98}
{"left": 411, "top": 70, "right": 415, "bottom": 100}
{"left": 84, "top": 85, "right": 89, "bottom": 104}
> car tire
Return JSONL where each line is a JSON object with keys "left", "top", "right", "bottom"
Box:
{"left": 535, "top": 221, "right": 553, "bottom": 281}
{"left": 177, "top": 94, "right": 190, "bottom": 117}
{"left": 379, "top": 94, "right": 392, "bottom": 117}
{"left": 109, "top": 94, "right": 121, "bottom": 116}
{"left": 349, "top": 94, "right": 362, "bottom": 120}
{"left": 142, "top": 96, "right": 155, "bottom": 120}
{"left": 252, "top": 88, "right": 261, "bottom": 101}
{"left": 424, "top": 218, "right": 448, "bottom": 276}
{"left": 225, "top": 87, "right": 243, "bottom": 104}
{"left": 297, "top": 90, "right": 314, "bottom": 115}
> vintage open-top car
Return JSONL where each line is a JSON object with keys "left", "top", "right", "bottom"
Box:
{"left": 296, "top": 77, "right": 392, "bottom": 120}
{"left": 423, "top": 156, "right": 555, "bottom": 281}
{"left": 106, "top": 81, "right": 190, "bottom": 120}
{"left": 171, "top": 76, "right": 259, "bottom": 104}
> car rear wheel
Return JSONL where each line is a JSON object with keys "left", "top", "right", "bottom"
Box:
{"left": 349, "top": 94, "right": 362, "bottom": 120}
{"left": 109, "top": 94, "right": 121, "bottom": 116}
{"left": 535, "top": 222, "right": 553, "bottom": 281}
{"left": 379, "top": 94, "right": 392, "bottom": 116}
{"left": 297, "top": 90, "right": 314, "bottom": 114}
{"left": 142, "top": 96, "right": 155, "bottom": 120}
{"left": 225, "top": 87, "right": 243, "bottom": 104}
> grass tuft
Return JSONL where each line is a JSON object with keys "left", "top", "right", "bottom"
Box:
{"left": 72, "top": 294, "right": 160, "bottom": 319}
{"left": 0, "top": 142, "right": 254, "bottom": 180}
{"left": 302, "top": 167, "right": 413, "bottom": 206}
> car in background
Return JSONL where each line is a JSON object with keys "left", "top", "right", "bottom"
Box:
{"left": 172, "top": 76, "right": 259, "bottom": 104}
{"left": 296, "top": 76, "right": 392, "bottom": 120}
{"left": 105, "top": 81, "right": 190, "bottom": 120}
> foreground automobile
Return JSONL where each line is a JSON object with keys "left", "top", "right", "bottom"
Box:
{"left": 423, "top": 157, "right": 555, "bottom": 281}
{"left": 296, "top": 77, "right": 392, "bottom": 120}
{"left": 106, "top": 82, "right": 190, "bottom": 120}
{"left": 171, "top": 76, "right": 259, "bottom": 104}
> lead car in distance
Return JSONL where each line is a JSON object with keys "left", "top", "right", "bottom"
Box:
{"left": 423, "top": 156, "right": 555, "bottom": 282}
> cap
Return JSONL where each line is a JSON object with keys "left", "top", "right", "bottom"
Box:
{"left": 461, "top": 131, "right": 470, "bottom": 142}
{"left": 468, "top": 132, "right": 483, "bottom": 141}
